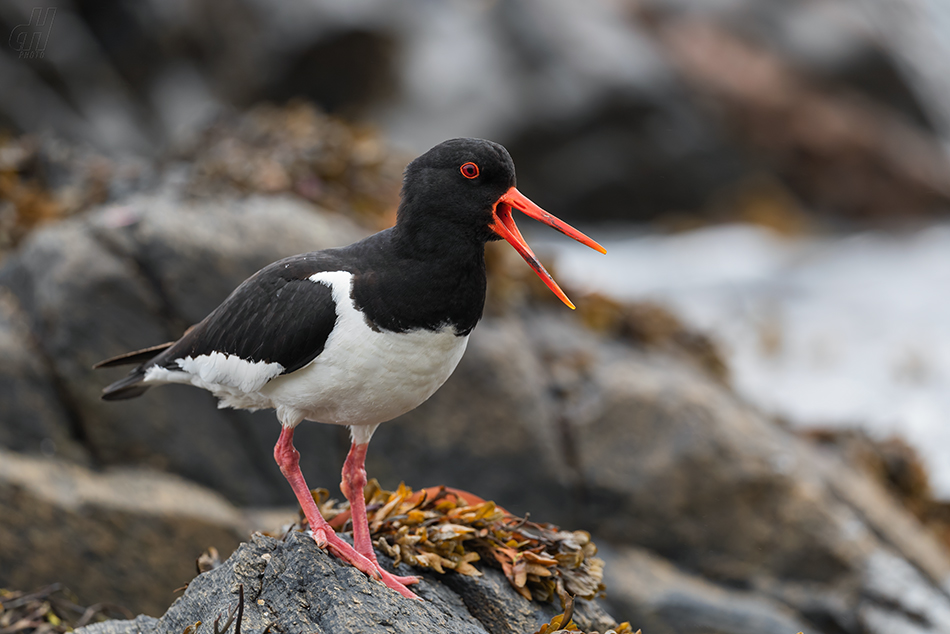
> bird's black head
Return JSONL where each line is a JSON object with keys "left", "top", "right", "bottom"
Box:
{"left": 397, "top": 138, "right": 516, "bottom": 245}
{"left": 395, "top": 137, "right": 605, "bottom": 309}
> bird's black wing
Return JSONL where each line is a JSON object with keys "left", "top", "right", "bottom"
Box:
{"left": 161, "top": 259, "right": 341, "bottom": 373}
{"left": 100, "top": 252, "right": 347, "bottom": 400}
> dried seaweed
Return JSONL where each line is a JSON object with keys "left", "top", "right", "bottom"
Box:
{"left": 0, "top": 134, "right": 112, "bottom": 251}
{"left": 804, "top": 428, "right": 950, "bottom": 553}
{"left": 181, "top": 101, "right": 404, "bottom": 229}
{"left": 197, "top": 547, "right": 224, "bottom": 574}
{"left": 532, "top": 597, "right": 638, "bottom": 634}
{"left": 0, "top": 584, "right": 132, "bottom": 634}
{"left": 292, "top": 481, "right": 606, "bottom": 606}
{"left": 576, "top": 293, "right": 728, "bottom": 383}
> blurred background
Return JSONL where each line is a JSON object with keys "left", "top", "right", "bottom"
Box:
{"left": 3, "top": 0, "right": 950, "bottom": 632}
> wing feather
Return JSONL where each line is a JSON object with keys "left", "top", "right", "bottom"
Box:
{"left": 99, "top": 253, "right": 345, "bottom": 399}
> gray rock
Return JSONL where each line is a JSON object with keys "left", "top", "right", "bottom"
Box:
{"left": 857, "top": 549, "right": 950, "bottom": 634}
{"left": 577, "top": 351, "right": 866, "bottom": 582}
{"left": 562, "top": 319, "right": 950, "bottom": 633}
{"left": 601, "top": 544, "right": 815, "bottom": 634}
{"left": 76, "top": 531, "right": 614, "bottom": 634}
{"left": 0, "top": 286, "right": 84, "bottom": 461}
{"left": 0, "top": 447, "right": 247, "bottom": 616}
{"left": 87, "top": 194, "right": 366, "bottom": 325}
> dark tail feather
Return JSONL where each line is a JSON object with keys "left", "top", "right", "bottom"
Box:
{"left": 96, "top": 337, "right": 186, "bottom": 400}
{"left": 93, "top": 342, "right": 175, "bottom": 369}
{"left": 101, "top": 370, "right": 151, "bottom": 401}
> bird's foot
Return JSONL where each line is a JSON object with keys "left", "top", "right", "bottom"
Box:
{"left": 313, "top": 530, "right": 421, "bottom": 600}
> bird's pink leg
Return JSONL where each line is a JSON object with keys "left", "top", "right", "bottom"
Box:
{"left": 274, "top": 426, "right": 419, "bottom": 599}
{"left": 341, "top": 441, "right": 421, "bottom": 587}
{"left": 274, "top": 426, "right": 336, "bottom": 547}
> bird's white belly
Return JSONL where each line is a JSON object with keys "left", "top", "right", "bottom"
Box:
{"left": 263, "top": 270, "right": 469, "bottom": 426}
{"left": 264, "top": 321, "right": 467, "bottom": 427}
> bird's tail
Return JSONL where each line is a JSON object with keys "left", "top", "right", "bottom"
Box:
{"left": 100, "top": 371, "right": 150, "bottom": 400}
{"left": 94, "top": 341, "right": 174, "bottom": 401}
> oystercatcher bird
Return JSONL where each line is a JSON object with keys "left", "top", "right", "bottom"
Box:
{"left": 95, "top": 138, "right": 604, "bottom": 599}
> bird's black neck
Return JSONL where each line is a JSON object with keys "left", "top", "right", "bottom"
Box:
{"left": 349, "top": 226, "right": 488, "bottom": 336}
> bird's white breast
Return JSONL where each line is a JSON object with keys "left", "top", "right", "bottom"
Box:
{"left": 260, "top": 271, "right": 469, "bottom": 426}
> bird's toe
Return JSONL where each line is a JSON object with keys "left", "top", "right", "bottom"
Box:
{"left": 388, "top": 573, "right": 421, "bottom": 586}
{"left": 378, "top": 570, "right": 422, "bottom": 600}
{"left": 310, "top": 527, "right": 329, "bottom": 549}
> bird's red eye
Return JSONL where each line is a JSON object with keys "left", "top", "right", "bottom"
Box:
{"left": 460, "top": 162, "right": 479, "bottom": 179}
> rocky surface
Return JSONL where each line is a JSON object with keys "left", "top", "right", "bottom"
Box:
{"left": 0, "top": 286, "right": 83, "bottom": 461}
{"left": 602, "top": 545, "right": 813, "bottom": 634}
{"left": 0, "top": 447, "right": 249, "bottom": 616}
{"left": 75, "top": 531, "right": 617, "bottom": 634}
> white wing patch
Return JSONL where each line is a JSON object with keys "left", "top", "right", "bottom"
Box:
{"left": 143, "top": 352, "right": 284, "bottom": 396}
{"left": 176, "top": 352, "right": 284, "bottom": 393}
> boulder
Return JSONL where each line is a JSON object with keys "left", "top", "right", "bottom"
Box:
{"left": 601, "top": 545, "right": 813, "bottom": 634}
{"left": 643, "top": 13, "right": 950, "bottom": 221}
{"left": 76, "top": 531, "right": 619, "bottom": 634}
{"left": 0, "top": 447, "right": 249, "bottom": 616}
{"left": 0, "top": 286, "right": 84, "bottom": 461}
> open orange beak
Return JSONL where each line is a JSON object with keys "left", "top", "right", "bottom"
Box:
{"left": 489, "top": 186, "right": 606, "bottom": 309}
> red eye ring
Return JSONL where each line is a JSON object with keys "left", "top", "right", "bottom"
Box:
{"left": 460, "top": 162, "right": 479, "bottom": 179}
